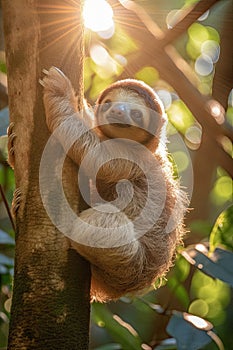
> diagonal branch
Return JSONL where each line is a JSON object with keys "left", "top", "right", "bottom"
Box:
{"left": 114, "top": 0, "right": 232, "bottom": 177}
{"left": 160, "top": 0, "right": 221, "bottom": 47}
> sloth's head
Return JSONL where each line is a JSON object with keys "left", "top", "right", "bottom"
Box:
{"left": 95, "top": 79, "right": 166, "bottom": 150}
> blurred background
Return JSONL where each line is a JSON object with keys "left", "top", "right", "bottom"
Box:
{"left": 0, "top": 0, "right": 232, "bottom": 349}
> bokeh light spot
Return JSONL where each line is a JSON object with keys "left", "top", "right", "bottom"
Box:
{"left": 90, "top": 45, "right": 109, "bottom": 65}
{"left": 135, "top": 66, "right": 159, "bottom": 86}
{"left": 188, "top": 23, "right": 209, "bottom": 45}
{"left": 185, "top": 125, "right": 202, "bottom": 150}
{"left": 198, "top": 10, "right": 209, "bottom": 21}
{"left": 206, "top": 100, "right": 225, "bottom": 124}
{"left": 201, "top": 40, "right": 220, "bottom": 63}
{"left": 195, "top": 54, "right": 213, "bottom": 76}
{"left": 166, "top": 9, "right": 186, "bottom": 29}
{"left": 157, "top": 90, "right": 172, "bottom": 111}
{"left": 211, "top": 176, "right": 233, "bottom": 205}
{"left": 83, "top": 0, "right": 114, "bottom": 33}
{"left": 184, "top": 313, "right": 212, "bottom": 330}
{"left": 167, "top": 100, "right": 194, "bottom": 134}
{"left": 172, "top": 151, "right": 189, "bottom": 172}
{"left": 189, "top": 299, "right": 209, "bottom": 318}
{"left": 228, "top": 89, "right": 233, "bottom": 107}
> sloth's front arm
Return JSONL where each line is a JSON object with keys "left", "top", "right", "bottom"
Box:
{"left": 41, "top": 67, "right": 137, "bottom": 182}
{"left": 41, "top": 67, "right": 97, "bottom": 163}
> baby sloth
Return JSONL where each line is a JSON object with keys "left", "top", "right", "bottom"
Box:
{"left": 41, "top": 67, "right": 187, "bottom": 302}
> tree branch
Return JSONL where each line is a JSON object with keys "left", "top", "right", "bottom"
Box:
{"left": 114, "top": 0, "right": 232, "bottom": 177}
{"left": 160, "top": 0, "right": 221, "bottom": 47}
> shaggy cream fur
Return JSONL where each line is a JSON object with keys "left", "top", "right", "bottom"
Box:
{"left": 41, "top": 67, "right": 187, "bottom": 302}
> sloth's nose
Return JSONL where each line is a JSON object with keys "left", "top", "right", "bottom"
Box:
{"left": 110, "top": 103, "right": 127, "bottom": 117}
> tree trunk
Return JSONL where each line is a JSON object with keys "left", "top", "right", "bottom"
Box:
{"left": 2, "top": 0, "right": 91, "bottom": 349}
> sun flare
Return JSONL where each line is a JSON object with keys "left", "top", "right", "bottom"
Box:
{"left": 83, "top": 0, "right": 114, "bottom": 32}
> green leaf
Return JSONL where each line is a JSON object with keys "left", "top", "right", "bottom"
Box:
{"left": 174, "top": 255, "right": 190, "bottom": 282}
{"left": 167, "top": 312, "right": 212, "bottom": 350}
{"left": 209, "top": 205, "right": 233, "bottom": 252}
{"left": 92, "top": 303, "right": 142, "bottom": 350}
{"left": 167, "top": 279, "right": 190, "bottom": 309}
{"left": 182, "top": 246, "right": 233, "bottom": 287}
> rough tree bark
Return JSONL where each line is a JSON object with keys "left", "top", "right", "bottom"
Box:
{"left": 2, "top": 0, "right": 91, "bottom": 349}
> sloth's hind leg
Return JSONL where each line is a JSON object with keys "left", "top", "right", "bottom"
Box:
{"left": 71, "top": 203, "right": 144, "bottom": 300}
{"left": 71, "top": 203, "right": 138, "bottom": 260}
{"left": 70, "top": 204, "right": 143, "bottom": 297}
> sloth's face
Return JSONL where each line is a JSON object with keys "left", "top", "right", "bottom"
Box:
{"left": 97, "top": 88, "right": 152, "bottom": 143}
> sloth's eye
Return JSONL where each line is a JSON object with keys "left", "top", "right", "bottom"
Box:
{"left": 131, "top": 109, "right": 143, "bottom": 122}
{"left": 102, "top": 99, "right": 112, "bottom": 112}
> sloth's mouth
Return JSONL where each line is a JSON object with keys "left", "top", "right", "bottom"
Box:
{"left": 107, "top": 116, "right": 131, "bottom": 128}
{"left": 111, "top": 123, "right": 131, "bottom": 128}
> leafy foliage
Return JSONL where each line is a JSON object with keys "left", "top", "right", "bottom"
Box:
{"left": 182, "top": 246, "right": 233, "bottom": 287}
{"left": 166, "top": 312, "right": 213, "bottom": 350}
{"left": 209, "top": 206, "right": 233, "bottom": 252}
{"left": 90, "top": 206, "right": 233, "bottom": 349}
{"left": 92, "top": 303, "right": 142, "bottom": 350}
